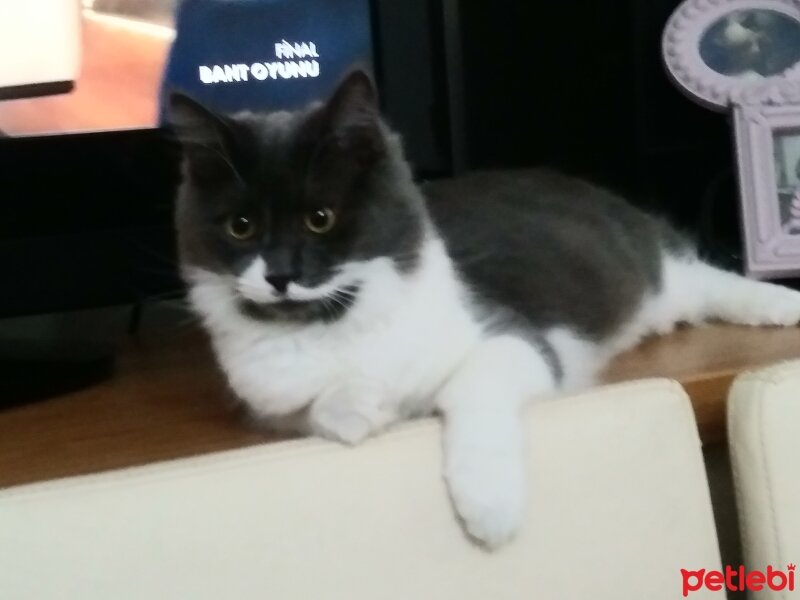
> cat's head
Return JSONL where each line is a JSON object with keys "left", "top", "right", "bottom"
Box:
{"left": 169, "top": 70, "right": 426, "bottom": 322}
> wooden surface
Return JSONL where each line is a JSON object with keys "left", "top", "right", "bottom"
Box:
{"left": 603, "top": 324, "right": 800, "bottom": 441}
{"left": 0, "top": 329, "right": 271, "bottom": 489}
{"left": 2, "top": 324, "right": 800, "bottom": 489}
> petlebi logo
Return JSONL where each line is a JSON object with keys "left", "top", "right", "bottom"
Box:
{"left": 198, "top": 40, "right": 321, "bottom": 85}
{"left": 681, "top": 563, "right": 796, "bottom": 596}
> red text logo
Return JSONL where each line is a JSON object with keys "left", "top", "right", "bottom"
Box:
{"left": 681, "top": 564, "right": 795, "bottom": 596}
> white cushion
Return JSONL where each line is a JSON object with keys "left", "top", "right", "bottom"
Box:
{"left": 728, "top": 361, "right": 800, "bottom": 583}
{"left": 0, "top": 379, "right": 721, "bottom": 599}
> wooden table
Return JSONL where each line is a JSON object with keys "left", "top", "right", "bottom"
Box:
{"left": 2, "top": 324, "right": 799, "bottom": 489}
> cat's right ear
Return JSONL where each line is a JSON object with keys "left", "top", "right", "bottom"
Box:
{"left": 167, "top": 92, "right": 240, "bottom": 181}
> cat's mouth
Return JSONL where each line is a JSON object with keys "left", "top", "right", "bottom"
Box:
{"left": 231, "top": 259, "right": 374, "bottom": 321}
{"left": 237, "top": 284, "right": 361, "bottom": 322}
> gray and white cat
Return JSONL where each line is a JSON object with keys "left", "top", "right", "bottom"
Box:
{"left": 170, "top": 71, "right": 800, "bottom": 548}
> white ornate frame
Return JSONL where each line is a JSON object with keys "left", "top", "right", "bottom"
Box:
{"left": 663, "top": 0, "right": 800, "bottom": 278}
{"left": 663, "top": 0, "right": 800, "bottom": 110}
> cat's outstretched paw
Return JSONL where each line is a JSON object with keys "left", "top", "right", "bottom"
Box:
{"left": 731, "top": 299, "right": 800, "bottom": 327}
{"left": 445, "top": 448, "right": 525, "bottom": 549}
{"left": 756, "top": 296, "right": 800, "bottom": 326}
{"left": 308, "top": 384, "right": 395, "bottom": 445}
{"left": 707, "top": 272, "right": 800, "bottom": 327}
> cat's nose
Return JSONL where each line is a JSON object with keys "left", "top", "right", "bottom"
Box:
{"left": 265, "top": 274, "right": 292, "bottom": 295}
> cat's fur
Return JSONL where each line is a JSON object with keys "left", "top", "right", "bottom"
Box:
{"left": 170, "top": 71, "right": 800, "bottom": 548}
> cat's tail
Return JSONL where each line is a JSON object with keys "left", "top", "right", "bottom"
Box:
{"left": 658, "top": 253, "right": 800, "bottom": 328}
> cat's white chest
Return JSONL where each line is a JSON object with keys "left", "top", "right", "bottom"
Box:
{"left": 189, "top": 240, "right": 481, "bottom": 420}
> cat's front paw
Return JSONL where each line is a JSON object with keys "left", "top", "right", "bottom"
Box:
{"left": 309, "top": 403, "right": 374, "bottom": 445}
{"left": 308, "top": 384, "right": 396, "bottom": 445}
{"left": 445, "top": 447, "right": 525, "bottom": 549}
{"left": 758, "top": 296, "right": 800, "bottom": 326}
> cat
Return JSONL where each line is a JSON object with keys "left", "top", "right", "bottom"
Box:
{"left": 169, "top": 70, "right": 800, "bottom": 549}
{"left": 700, "top": 9, "right": 800, "bottom": 79}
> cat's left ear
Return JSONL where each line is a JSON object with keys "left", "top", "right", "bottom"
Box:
{"left": 167, "top": 91, "right": 242, "bottom": 180}
{"left": 324, "top": 70, "right": 386, "bottom": 165}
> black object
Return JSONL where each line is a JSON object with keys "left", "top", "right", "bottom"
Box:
{"left": 0, "top": 129, "right": 182, "bottom": 407}
{"left": 0, "top": 129, "right": 184, "bottom": 318}
{"left": 378, "top": 0, "right": 743, "bottom": 257}
{"left": 0, "top": 81, "right": 74, "bottom": 101}
{"left": 0, "top": 340, "right": 115, "bottom": 410}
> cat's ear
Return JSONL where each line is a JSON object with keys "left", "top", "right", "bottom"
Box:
{"left": 167, "top": 91, "right": 241, "bottom": 181}
{"left": 323, "top": 70, "right": 385, "bottom": 165}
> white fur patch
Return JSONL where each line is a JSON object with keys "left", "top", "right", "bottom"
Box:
{"left": 235, "top": 257, "right": 274, "bottom": 303}
{"left": 286, "top": 263, "right": 369, "bottom": 302}
{"left": 543, "top": 327, "right": 603, "bottom": 392}
{"left": 187, "top": 238, "right": 483, "bottom": 420}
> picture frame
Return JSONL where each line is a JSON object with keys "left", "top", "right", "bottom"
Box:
{"left": 735, "top": 102, "right": 800, "bottom": 277}
{"left": 663, "top": 0, "right": 800, "bottom": 111}
{"left": 663, "top": 0, "right": 800, "bottom": 278}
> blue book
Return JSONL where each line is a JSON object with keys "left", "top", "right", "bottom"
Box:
{"left": 159, "top": 0, "right": 373, "bottom": 122}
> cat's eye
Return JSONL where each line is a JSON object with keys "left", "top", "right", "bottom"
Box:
{"left": 304, "top": 208, "right": 337, "bottom": 234}
{"left": 226, "top": 215, "right": 257, "bottom": 240}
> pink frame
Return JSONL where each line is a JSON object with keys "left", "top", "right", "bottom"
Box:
{"left": 663, "top": 0, "right": 800, "bottom": 279}
{"left": 735, "top": 103, "right": 800, "bottom": 278}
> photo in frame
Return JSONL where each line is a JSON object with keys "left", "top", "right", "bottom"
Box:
{"left": 663, "top": 0, "right": 800, "bottom": 278}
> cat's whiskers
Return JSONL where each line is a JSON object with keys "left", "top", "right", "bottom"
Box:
{"left": 319, "top": 296, "right": 339, "bottom": 322}
{"left": 325, "top": 293, "right": 350, "bottom": 312}
{"left": 325, "top": 287, "right": 358, "bottom": 314}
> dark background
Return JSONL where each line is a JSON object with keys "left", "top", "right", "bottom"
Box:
{"left": 454, "top": 0, "right": 739, "bottom": 265}
{"left": 377, "top": 0, "right": 743, "bottom": 270}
